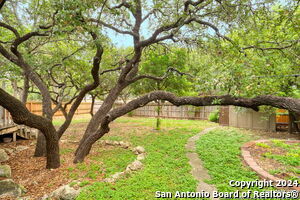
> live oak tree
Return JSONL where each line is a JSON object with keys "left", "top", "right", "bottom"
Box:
{"left": 0, "top": 0, "right": 107, "bottom": 168}
{"left": 0, "top": 0, "right": 299, "bottom": 169}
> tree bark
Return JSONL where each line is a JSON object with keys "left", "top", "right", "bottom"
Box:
{"left": 34, "top": 131, "right": 47, "bottom": 157}
{"left": 76, "top": 84, "right": 127, "bottom": 153}
{"left": 289, "top": 112, "right": 300, "bottom": 134}
{"left": 21, "top": 73, "right": 29, "bottom": 104}
{"left": 74, "top": 123, "right": 109, "bottom": 163}
{"left": 0, "top": 0, "right": 7, "bottom": 10}
{"left": 0, "top": 88, "right": 60, "bottom": 168}
{"left": 45, "top": 129, "right": 60, "bottom": 169}
{"left": 156, "top": 100, "right": 161, "bottom": 130}
{"left": 90, "top": 94, "right": 96, "bottom": 117}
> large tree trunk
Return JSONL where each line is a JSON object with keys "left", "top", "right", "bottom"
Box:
{"left": 76, "top": 84, "right": 126, "bottom": 154}
{"left": 45, "top": 130, "right": 60, "bottom": 169}
{"left": 74, "top": 125, "right": 109, "bottom": 163}
{"left": 34, "top": 131, "right": 47, "bottom": 157}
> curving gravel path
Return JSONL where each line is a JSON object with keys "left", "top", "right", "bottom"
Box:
{"left": 185, "top": 127, "right": 219, "bottom": 200}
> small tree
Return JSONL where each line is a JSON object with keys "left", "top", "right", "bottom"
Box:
{"left": 132, "top": 47, "right": 194, "bottom": 130}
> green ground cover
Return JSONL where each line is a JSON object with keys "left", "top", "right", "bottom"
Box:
{"left": 77, "top": 117, "right": 215, "bottom": 199}
{"left": 53, "top": 116, "right": 297, "bottom": 200}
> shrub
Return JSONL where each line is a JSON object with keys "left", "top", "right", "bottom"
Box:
{"left": 208, "top": 109, "right": 219, "bottom": 123}
{"left": 127, "top": 111, "right": 133, "bottom": 117}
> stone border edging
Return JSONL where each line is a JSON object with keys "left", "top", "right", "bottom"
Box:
{"left": 241, "top": 139, "right": 300, "bottom": 191}
{"left": 99, "top": 140, "right": 146, "bottom": 183}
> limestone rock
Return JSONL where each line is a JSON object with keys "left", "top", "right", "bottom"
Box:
{"left": 0, "top": 179, "right": 26, "bottom": 198}
{"left": 133, "top": 146, "right": 145, "bottom": 154}
{"left": 0, "top": 165, "right": 11, "bottom": 178}
{"left": 46, "top": 185, "right": 80, "bottom": 200}
{"left": 15, "top": 146, "right": 29, "bottom": 152}
{"left": 126, "top": 160, "right": 143, "bottom": 171}
{"left": 0, "top": 149, "right": 9, "bottom": 162}
{"left": 30, "top": 142, "right": 36, "bottom": 146}
{"left": 120, "top": 142, "right": 130, "bottom": 149}
{"left": 3, "top": 148, "right": 14, "bottom": 155}
{"left": 111, "top": 172, "right": 125, "bottom": 180}
{"left": 60, "top": 140, "right": 67, "bottom": 144}
{"left": 105, "top": 140, "right": 114, "bottom": 145}
{"left": 103, "top": 178, "right": 115, "bottom": 183}
{"left": 137, "top": 153, "right": 146, "bottom": 161}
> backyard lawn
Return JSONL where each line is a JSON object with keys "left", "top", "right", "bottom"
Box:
{"left": 71, "top": 117, "right": 297, "bottom": 199}
{"left": 75, "top": 117, "right": 215, "bottom": 199}
{"left": 3, "top": 116, "right": 298, "bottom": 199}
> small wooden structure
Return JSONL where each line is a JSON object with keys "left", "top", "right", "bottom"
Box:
{"left": 0, "top": 106, "right": 36, "bottom": 142}
{"left": 276, "top": 109, "right": 289, "bottom": 131}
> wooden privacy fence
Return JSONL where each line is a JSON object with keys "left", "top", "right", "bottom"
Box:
{"left": 25, "top": 101, "right": 92, "bottom": 117}
{"left": 123, "top": 102, "right": 218, "bottom": 120}
{"left": 219, "top": 106, "right": 276, "bottom": 132}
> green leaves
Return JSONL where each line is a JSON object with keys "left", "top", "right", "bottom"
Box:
{"left": 132, "top": 46, "right": 195, "bottom": 96}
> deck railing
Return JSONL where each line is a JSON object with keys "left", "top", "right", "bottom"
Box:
{"left": 0, "top": 106, "right": 14, "bottom": 129}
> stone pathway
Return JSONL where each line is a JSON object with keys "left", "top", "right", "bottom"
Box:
{"left": 186, "top": 127, "right": 219, "bottom": 200}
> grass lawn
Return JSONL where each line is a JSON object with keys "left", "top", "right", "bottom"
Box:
{"left": 52, "top": 116, "right": 298, "bottom": 200}
{"left": 75, "top": 117, "right": 215, "bottom": 200}
{"left": 195, "top": 128, "right": 300, "bottom": 199}
{"left": 196, "top": 128, "right": 265, "bottom": 193}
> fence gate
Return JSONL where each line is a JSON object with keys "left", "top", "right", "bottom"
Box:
{"left": 219, "top": 106, "right": 229, "bottom": 126}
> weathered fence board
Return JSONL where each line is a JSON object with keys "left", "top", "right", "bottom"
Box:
{"left": 226, "top": 106, "right": 276, "bottom": 131}
{"left": 25, "top": 101, "right": 92, "bottom": 117}
{"left": 126, "top": 102, "right": 217, "bottom": 120}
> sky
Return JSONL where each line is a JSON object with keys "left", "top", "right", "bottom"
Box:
{"left": 106, "top": 30, "right": 133, "bottom": 48}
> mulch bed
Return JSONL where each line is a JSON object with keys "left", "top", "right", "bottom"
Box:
{"left": 0, "top": 139, "right": 107, "bottom": 199}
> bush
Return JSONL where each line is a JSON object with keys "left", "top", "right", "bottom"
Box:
{"left": 208, "top": 109, "right": 219, "bottom": 123}
{"left": 127, "top": 111, "right": 133, "bottom": 117}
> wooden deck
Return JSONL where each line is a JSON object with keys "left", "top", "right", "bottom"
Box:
{"left": 1, "top": 106, "right": 37, "bottom": 141}
{"left": 0, "top": 125, "right": 36, "bottom": 141}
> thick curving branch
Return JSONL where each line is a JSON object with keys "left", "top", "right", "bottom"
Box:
{"left": 74, "top": 91, "right": 300, "bottom": 163}
{"left": 0, "top": 88, "right": 52, "bottom": 131}
{"left": 0, "top": 21, "right": 20, "bottom": 37}
{"left": 194, "top": 19, "right": 234, "bottom": 44}
{"left": 130, "top": 67, "right": 193, "bottom": 82}
{"left": 89, "top": 18, "right": 137, "bottom": 37}
{"left": 56, "top": 32, "right": 104, "bottom": 137}
{"left": 0, "top": 0, "right": 6, "bottom": 10}
{"left": 107, "top": 91, "right": 300, "bottom": 122}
